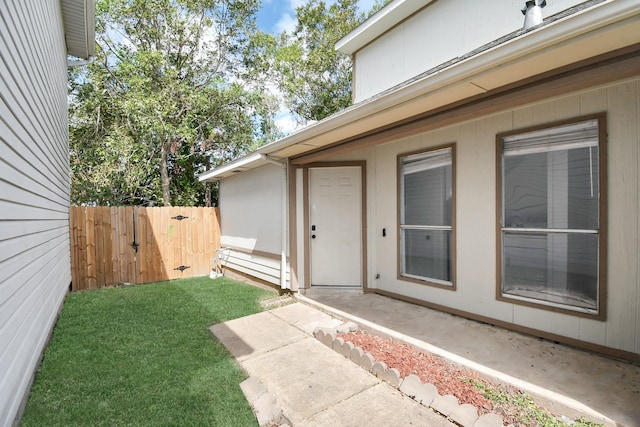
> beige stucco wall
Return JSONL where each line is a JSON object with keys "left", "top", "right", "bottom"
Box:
{"left": 353, "top": 0, "right": 587, "bottom": 103}
{"left": 324, "top": 78, "right": 640, "bottom": 355}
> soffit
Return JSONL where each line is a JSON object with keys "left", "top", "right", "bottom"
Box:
{"left": 61, "top": 0, "right": 96, "bottom": 59}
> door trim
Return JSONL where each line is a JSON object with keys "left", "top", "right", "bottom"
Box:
{"left": 302, "top": 161, "right": 367, "bottom": 290}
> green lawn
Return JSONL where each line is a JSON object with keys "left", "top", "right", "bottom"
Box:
{"left": 21, "top": 277, "right": 276, "bottom": 427}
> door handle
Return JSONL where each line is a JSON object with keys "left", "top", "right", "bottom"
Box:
{"left": 311, "top": 234, "right": 316, "bottom": 239}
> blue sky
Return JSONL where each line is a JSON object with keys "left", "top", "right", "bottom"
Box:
{"left": 255, "top": 0, "right": 378, "bottom": 134}
{"left": 256, "top": 0, "right": 378, "bottom": 34}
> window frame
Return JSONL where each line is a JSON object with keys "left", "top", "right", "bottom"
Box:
{"left": 397, "top": 143, "right": 456, "bottom": 290}
{"left": 495, "top": 114, "right": 607, "bottom": 319}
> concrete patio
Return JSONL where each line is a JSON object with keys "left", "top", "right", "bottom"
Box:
{"left": 297, "top": 292, "right": 640, "bottom": 427}
{"left": 211, "top": 301, "right": 456, "bottom": 426}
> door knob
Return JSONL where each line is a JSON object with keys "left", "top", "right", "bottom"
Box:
{"left": 311, "top": 234, "right": 316, "bottom": 239}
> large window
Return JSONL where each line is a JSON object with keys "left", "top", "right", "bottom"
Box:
{"left": 399, "top": 146, "right": 455, "bottom": 287}
{"left": 498, "top": 116, "right": 606, "bottom": 317}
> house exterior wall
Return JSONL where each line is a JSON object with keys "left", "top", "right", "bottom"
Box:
{"left": 0, "top": 1, "right": 72, "bottom": 424}
{"left": 219, "top": 164, "right": 285, "bottom": 285}
{"left": 295, "top": 168, "right": 306, "bottom": 289}
{"left": 353, "top": 0, "right": 586, "bottom": 103}
{"left": 321, "top": 77, "right": 640, "bottom": 356}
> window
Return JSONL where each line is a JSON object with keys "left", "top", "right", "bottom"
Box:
{"left": 498, "top": 116, "right": 606, "bottom": 317}
{"left": 399, "top": 145, "right": 455, "bottom": 287}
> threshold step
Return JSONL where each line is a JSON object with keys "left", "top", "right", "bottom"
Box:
{"left": 300, "top": 287, "right": 364, "bottom": 297}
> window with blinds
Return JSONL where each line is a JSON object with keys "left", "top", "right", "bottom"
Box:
{"left": 399, "top": 146, "right": 454, "bottom": 286}
{"left": 499, "top": 117, "right": 604, "bottom": 315}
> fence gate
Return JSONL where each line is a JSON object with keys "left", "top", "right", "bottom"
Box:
{"left": 70, "top": 206, "right": 220, "bottom": 291}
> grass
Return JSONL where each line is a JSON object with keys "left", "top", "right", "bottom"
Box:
{"left": 20, "top": 276, "right": 276, "bottom": 427}
{"left": 470, "top": 379, "right": 603, "bottom": 427}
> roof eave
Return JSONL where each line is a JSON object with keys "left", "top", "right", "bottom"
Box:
{"left": 336, "top": 0, "right": 435, "bottom": 55}
{"left": 202, "top": 0, "right": 640, "bottom": 181}
{"left": 198, "top": 153, "right": 271, "bottom": 182}
{"left": 61, "top": 0, "right": 96, "bottom": 59}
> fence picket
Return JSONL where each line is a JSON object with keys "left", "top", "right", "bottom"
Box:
{"left": 102, "top": 207, "right": 115, "bottom": 286}
{"left": 95, "top": 207, "right": 105, "bottom": 289}
{"left": 69, "top": 206, "right": 220, "bottom": 291}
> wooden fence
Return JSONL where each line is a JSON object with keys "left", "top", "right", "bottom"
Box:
{"left": 70, "top": 206, "right": 221, "bottom": 291}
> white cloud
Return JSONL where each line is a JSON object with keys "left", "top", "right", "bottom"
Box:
{"left": 275, "top": 13, "right": 297, "bottom": 34}
{"left": 289, "top": 0, "right": 308, "bottom": 9}
{"left": 273, "top": 0, "right": 379, "bottom": 35}
{"left": 261, "top": 80, "right": 304, "bottom": 136}
{"left": 274, "top": 112, "right": 302, "bottom": 136}
{"left": 196, "top": 24, "right": 218, "bottom": 61}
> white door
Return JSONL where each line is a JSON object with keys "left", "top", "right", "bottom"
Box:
{"left": 309, "top": 166, "right": 362, "bottom": 287}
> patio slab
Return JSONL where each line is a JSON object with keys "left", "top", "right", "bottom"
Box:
{"left": 298, "top": 293, "right": 640, "bottom": 427}
{"left": 209, "top": 311, "right": 306, "bottom": 361}
{"left": 269, "top": 300, "right": 343, "bottom": 335}
{"left": 211, "top": 303, "right": 455, "bottom": 426}
{"left": 241, "top": 337, "right": 377, "bottom": 424}
{"left": 301, "top": 382, "right": 452, "bottom": 427}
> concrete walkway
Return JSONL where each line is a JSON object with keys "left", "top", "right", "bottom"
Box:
{"left": 298, "top": 293, "right": 640, "bottom": 427}
{"left": 211, "top": 302, "right": 455, "bottom": 426}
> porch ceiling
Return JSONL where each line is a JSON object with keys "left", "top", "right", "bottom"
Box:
{"left": 199, "top": 0, "right": 640, "bottom": 182}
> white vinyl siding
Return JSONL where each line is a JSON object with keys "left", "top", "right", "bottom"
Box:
{"left": 223, "top": 250, "right": 290, "bottom": 287}
{"left": 0, "top": 1, "right": 71, "bottom": 425}
{"left": 219, "top": 164, "right": 287, "bottom": 286}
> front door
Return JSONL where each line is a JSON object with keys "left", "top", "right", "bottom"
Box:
{"left": 309, "top": 166, "right": 362, "bottom": 287}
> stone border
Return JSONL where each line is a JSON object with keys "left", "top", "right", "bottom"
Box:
{"left": 240, "top": 376, "right": 291, "bottom": 427}
{"left": 313, "top": 325, "right": 508, "bottom": 427}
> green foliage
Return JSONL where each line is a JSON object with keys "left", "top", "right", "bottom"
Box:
{"left": 246, "top": 0, "right": 367, "bottom": 123}
{"left": 71, "top": 0, "right": 396, "bottom": 205}
{"left": 21, "top": 277, "right": 276, "bottom": 426}
{"left": 70, "top": 0, "right": 280, "bottom": 206}
{"left": 471, "top": 380, "right": 604, "bottom": 427}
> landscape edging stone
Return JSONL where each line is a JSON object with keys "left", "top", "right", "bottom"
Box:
{"left": 316, "top": 323, "right": 506, "bottom": 427}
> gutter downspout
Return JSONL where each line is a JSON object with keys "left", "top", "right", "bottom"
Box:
{"left": 67, "top": 56, "right": 95, "bottom": 67}
{"left": 261, "top": 155, "right": 289, "bottom": 291}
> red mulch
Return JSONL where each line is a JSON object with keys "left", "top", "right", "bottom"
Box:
{"left": 336, "top": 331, "right": 583, "bottom": 426}
{"left": 339, "top": 331, "right": 497, "bottom": 416}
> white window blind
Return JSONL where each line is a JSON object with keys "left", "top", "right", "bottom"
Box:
{"left": 503, "top": 119, "right": 598, "bottom": 156}
{"left": 402, "top": 148, "right": 452, "bottom": 175}
{"left": 400, "top": 146, "right": 454, "bottom": 285}
{"left": 499, "top": 118, "right": 601, "bottom": 314}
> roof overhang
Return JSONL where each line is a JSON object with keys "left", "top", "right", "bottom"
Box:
{"left": 200, "top": 0, "right": 640, "bottom": 182}
{"left": 199, "top": 153, "right": 274, "bottom": 181}
{"left": 61, "top": 0, "right": 96, "bottom": 59}
{"left": 335, "top": 0, "right": 434, "bottom": 55}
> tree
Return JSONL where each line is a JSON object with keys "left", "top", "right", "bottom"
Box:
{"left": 69, "top": 0, "right": 279, "bottom": 206}
{"left": 246, "top": 0, "right": 390, "bottom": 124}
